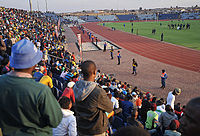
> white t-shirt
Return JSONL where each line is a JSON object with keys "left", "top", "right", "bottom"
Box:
{"left": 167, "top": 91, "right": 175, "bottom": 109}
{"left": 156, "top": 105, "right": 166, "bottom": 118}
{"left": 111, "top": 97, "right": 119, "bottom": 109}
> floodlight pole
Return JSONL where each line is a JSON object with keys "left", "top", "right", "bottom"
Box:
{"left": 29, "top": 0, "right": 33, "bottom": 12}
{"left": 45, "top": 0, "right": 48, "bottom": 12}
{"left": 37, "top": 0, "right": 40, "bottom": 11}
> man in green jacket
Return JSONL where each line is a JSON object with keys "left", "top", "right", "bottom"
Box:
{"left": 0, "top": 39, "right": 63, "bottom": 136}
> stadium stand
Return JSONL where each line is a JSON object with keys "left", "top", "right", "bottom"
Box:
{"left": 137, "top": 14, "right": 157, "bottom": 20}
{"left": 1, "top": 6, "right": 199, "bottom": 136}
{"left": 158, "top": 13, "right": 179, "bottom": 20}
{"left": 98, "top": 15, "right": 119, "bottom": 21}
{"left": 116, "top": 14, "right": 137, "bottom": 21}
{"left": 63, "top": 16, "right": 85, "bottom": 23}
{"left": 181, "top": 12, "right": 200, "bottom": 19}
{"left": 44, "top": 12, "right": 59, "bottom": 20}
{"left": 79, "top": 15, "right": 100, "bottom": 22}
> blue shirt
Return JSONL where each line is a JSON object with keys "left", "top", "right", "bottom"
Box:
{"left": 121, "top": 100, "right": 133, "bottom": 118}
{"left": 33, "top": 72, "right": 44, "bottom": 82}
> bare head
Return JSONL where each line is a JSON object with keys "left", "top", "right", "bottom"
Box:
{"left": 81, "top": 60, "right": 97, "bottom": 81}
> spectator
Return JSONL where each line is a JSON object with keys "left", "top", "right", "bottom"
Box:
{"left": 155, "top": 99, "right": 166, "bottom": 118}
{"left": 95, "top": 69, "right": 101, "bottom": 81}
{"left": 61, "top": 81, "right": 76, "bottom": 103}
{"left": 127, "top": 109, "right": 144, "bottom": 128}
{"left": 0, "top": 33, "right": 6, "bottom": 55}
{"left": 60, "top": 68, "right": 69, "bottom": 79}
{"left": 159, "top": 105, "right": 178, "bottom": 132}
{"left": 73, "top": 60, "right": 113, "bottom": 135}
{"left": 0, "top": 39, "right": 62, "bottom": 135}
{"left": 136, "top": 95, "right": 142, "bottom": 109}
{"left": 0, "top": 56, "right": 10, "bottom": 75}
{"left": 65, "top": 69, "right": 74, "bottom": 81}
{"left": 33, "top": 66, "right": 44, "bottom": 82}
{"left": 43, "top": 47, "right": 48, "bottom": 62}
{"left": 111, "top": 92, "right": 119, "bottom": 109}
{"left": 52, "top": 64, "right": 62, "bottom": 77}
{"left": 40, "top": 70, "right": 53, "bottom": 88}
{"left": 121, "top": 95, "right": 135, "bottom": 121}
{"left": 164, "top": 120, "right": 181, "bottom": 136}
{"left": 113, "top": 126, "right": 150, "bottom": 136}
{"left": 5, "top": 36, "right": 12, "bottom": 55}
{"left": 53, "top": 96, "right": 77, "bottom": 136}
{"left": 167, "top": 88, "right": 181, "bottom": 109}
{"left": 145, "top": 103, "right": 158, "bottom": 130}
{"left": 180, "top": 97, "right": 200, "bottom": 136}
{"left": 140, "top": 92, "right": 152, "bottom": 124}
{"left": 174, "top": 103, "right": 183, "bottom": 119}
{"left": 131, "top": 91, "right": 138, "bottom": 102}
{"left": 71, "top": 52, "right": 76, "bottom": 61}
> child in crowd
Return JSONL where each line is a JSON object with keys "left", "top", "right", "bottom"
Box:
{"left": 53, "top": 96, "right": 77, "bottom": 136}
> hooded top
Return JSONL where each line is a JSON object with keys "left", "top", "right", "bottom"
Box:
{"left": 73, "top": 80, "right": 113, "bottom": 135}
{"left": 159, "top": 111, "right": 178, "bottom": 128}
{"left": 73, "top": 80, "right": 97, "bottom": 102}
{"left": 53, "top": 109, "right": 77, "bottom": 136}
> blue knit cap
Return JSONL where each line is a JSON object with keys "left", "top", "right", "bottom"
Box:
{"left": 10, "top": 39, "right": 43, "bottom": 69}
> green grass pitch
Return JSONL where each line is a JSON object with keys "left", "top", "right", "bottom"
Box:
{"left": 100, "top": 20, "right": 200, "bottom": 50}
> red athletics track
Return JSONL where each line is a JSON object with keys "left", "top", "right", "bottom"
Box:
{"left": 82, "top": 22, "right": 200, "bottom": 73}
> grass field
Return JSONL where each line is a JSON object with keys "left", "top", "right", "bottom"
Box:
{"left": 100, "top": 20, "right": 200, "bottom": 50}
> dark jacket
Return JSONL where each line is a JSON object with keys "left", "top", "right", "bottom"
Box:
{"left": 0, "top": 38, "right": 6, "bottom": 51}
{"left": 159, "top": 111, "right": 178, "bottom": 128}
{"left": 127, "top": 117, "right": 144, "bottom": 128}
{"left": 121, "top": 100, "right": 133, "bottom": 119}
{"left": 73, "top": 80, "right": 113, "bottom": 135}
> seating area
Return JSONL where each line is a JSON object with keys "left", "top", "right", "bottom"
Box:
{"left": 64, "top": 13, "right": 200, "bottom": 23}
{"left": 44, "top": 12, "right": 59, "bottom": 20}
{"left": 0, "top": 6, "right": 200, "bottom": 136}
{"left": 116, "top": 14, "right": 137, "bottom": 21}
{"left": 181, "top": 13, "right": 200, "bottom": 19}
{"left": 137, "top": 14, "right": 156, "bottom": 20}
{"left": 79, "top": 15, "right": 101, "bottom": 22}
{"left": 63, "top": 16, "right": 85, "bottom": 23}
{"left": 98, "top": 15, "right": 119, "bottom": 21}
{"left": 158, "top": 13, "right": 179, "bottom": 20}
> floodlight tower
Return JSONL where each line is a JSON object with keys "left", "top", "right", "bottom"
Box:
{"left": 29, "top": 0, "right": 33, "bottom": 12}
{"left": 37, "top": 0, "right": 40, "bottom": 11}
{"left": 45, "top": 0, "right": 48, "bottom": 12}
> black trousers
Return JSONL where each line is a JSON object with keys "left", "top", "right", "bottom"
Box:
{"left": 118, "top": 57, "right": 120, "bottom": 64}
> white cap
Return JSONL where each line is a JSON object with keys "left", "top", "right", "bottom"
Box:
{"left": 68, "top": 81, "right": 75, "bottom": 88}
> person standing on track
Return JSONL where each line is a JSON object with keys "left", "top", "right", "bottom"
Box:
{"left": 160, "top": 69, "right": 168, "bottom": 89}
{"left": 110, "top": 46, "right": 114, "bottom": 59}
{"left": 117, "top": 51, "right": 121, "bottom": 65}
{"left": 96, "top": 37, "right": 98, "bottom": 45}
{"left": 132, "top": 58, "right": 138, "bottom": 75}
{"left": 103, "top": 42, "right": 107, "bottom": 52}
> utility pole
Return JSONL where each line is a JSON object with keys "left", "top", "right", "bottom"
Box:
{"left": 45, "top": 0, "right": 48, "bottom": 12}
{"left": 29, "top": 0, "right": 33, "bottom": 12}
{"left": 37, "top": 0, "right": 40, "bottom": 11}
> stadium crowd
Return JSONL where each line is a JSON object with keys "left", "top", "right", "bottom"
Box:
{"left": 0, "top": 7, "right": 200, "bottom": 136}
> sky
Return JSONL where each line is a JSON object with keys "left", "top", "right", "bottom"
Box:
{"left": 0, "top": 0, "right": 200, "bottom": 13}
